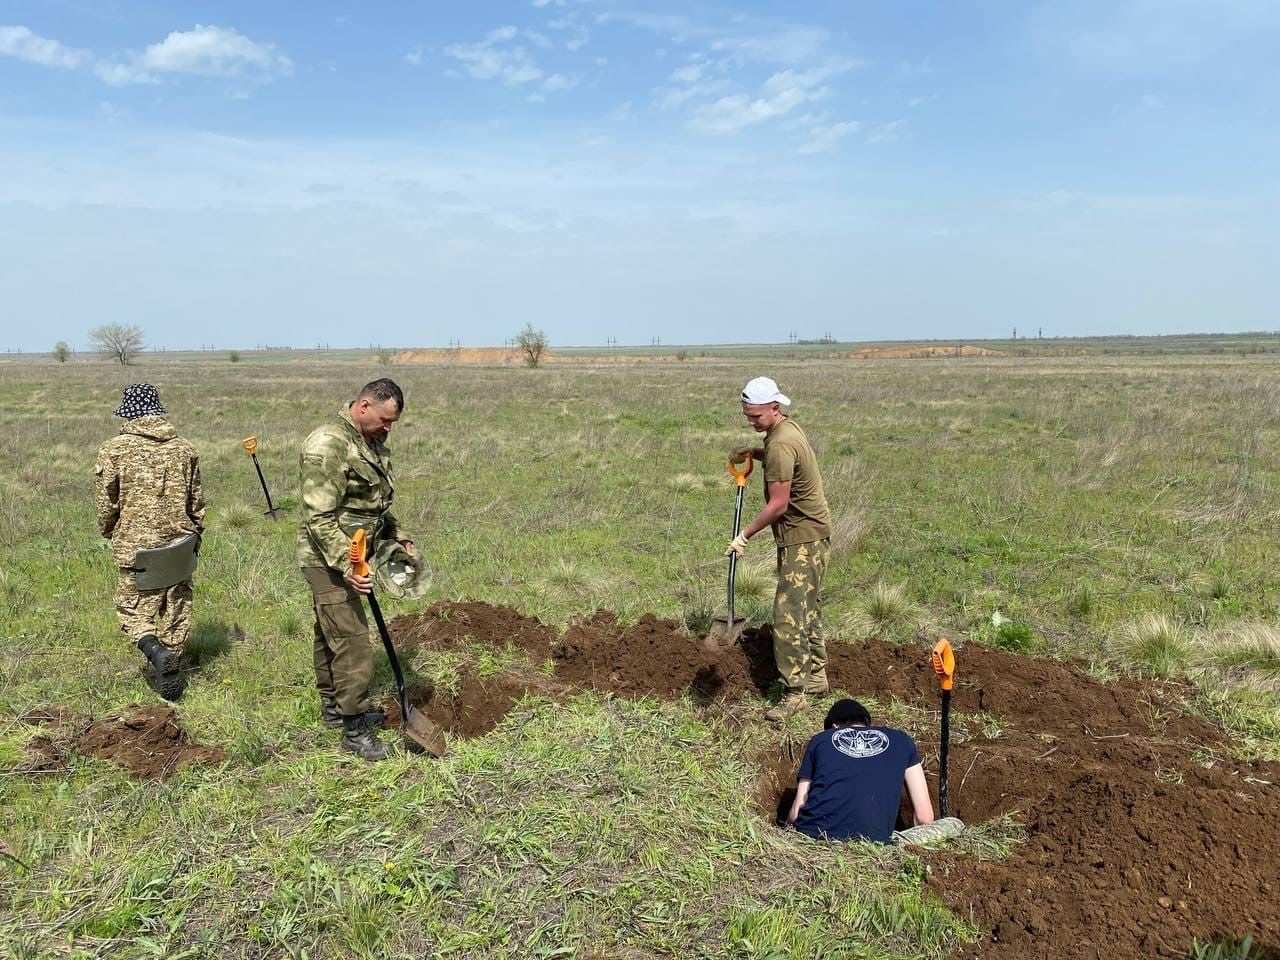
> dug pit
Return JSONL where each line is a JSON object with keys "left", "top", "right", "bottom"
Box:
{"left": 391, "top": 601, "right": 1280, "bottom": 960}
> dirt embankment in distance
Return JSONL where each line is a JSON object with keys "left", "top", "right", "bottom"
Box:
{"left": 847, "top": 344, "right": 1007, "bottom": 359}
{"left": 390, "top": 600, "right": 1280, "bottom": 960}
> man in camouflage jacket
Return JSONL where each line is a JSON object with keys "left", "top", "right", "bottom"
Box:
{"left": 95, "top": 383, "right": 205, "bottom": 701}
{"left": 299, "top": 378, "right": 415, "bottom": 761}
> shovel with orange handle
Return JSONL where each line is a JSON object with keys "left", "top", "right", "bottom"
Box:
{"left": 241, "top": 436, "right": 285, "bottom": 520}
{"left": 706, "top": 453, "right": 754, "bottom": 650}
{"left": 350, "top": 529, "right": 446, "bottom": 757}
{"left": 931, "top": 638, "right": 956, "bottom": 818}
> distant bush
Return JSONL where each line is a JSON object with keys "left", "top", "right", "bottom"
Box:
{"left": 52, "top": 341, "right": 71, "bottom": 363}
{"left": 89, "top": 323, "right": 144, "bottom": 365}
{"left": 228, "top": 351, "right": 241, "bottom": 363}
{"left": 516, "top": 323, "right": 548, "bottom": 368}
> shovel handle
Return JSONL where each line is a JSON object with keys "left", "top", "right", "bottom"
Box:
{"left": 349, "top": 529, "right": 371, "bottom": 578}
{"left": 241, "top": 436, "right": 259, "bottom": 456}
{"left": 727, "top": 453, "right": 754, "bottom": 487}
{"left": 932, "top": 637, "right": 955, "bottom": 691}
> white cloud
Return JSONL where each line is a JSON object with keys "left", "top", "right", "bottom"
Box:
{"left": 445, "top": 26, "right": 543, "bottom": 87}
{"left": 710, "top": 25, "right": 831, "bottom": 66}
{"left": 867, "top": 119, "right": 907, "bottom": 144}
{"left": 541, "top": 73, "right": 577, "bottom": 93}
{"left": 688, "top": 61, "right": 853, "bottom": 135}
{"left": 141, "top": 24, "right": 291, "bottom": 78}
{"left": 405, "top": 46, "right": 426, "bottom": 66}
{"left": 0, "top": 24, "right": 90, "bottom": 69}
{"left": 96, "top": 24, "right": 293, "bottom": 86}
{"left": 548, "top": 16, "right": 589, "bottom": 51}
{"left": 798, "top": 120, "right": 860, "bottom": 155}
{"left": 525, "top": 29, "right": 552, "bottom": 49}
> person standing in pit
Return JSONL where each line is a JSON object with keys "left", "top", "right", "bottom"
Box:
{"left": 727, "top": 376, "right": 832, "bottom": 721}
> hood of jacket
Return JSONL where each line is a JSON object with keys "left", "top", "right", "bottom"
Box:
{"left": 119, "top": 415, "right": 177, "bottom": 442}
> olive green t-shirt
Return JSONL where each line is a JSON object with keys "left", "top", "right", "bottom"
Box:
{"left": 762, "top": 418, "right": 831, "bottom": 547}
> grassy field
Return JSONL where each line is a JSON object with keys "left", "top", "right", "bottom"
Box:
{"left": 2, "top": 352, "right": 1279, "bottom": 958}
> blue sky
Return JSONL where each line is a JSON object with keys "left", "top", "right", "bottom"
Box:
{"left": 1, "top": 1, "right": 1277, "bottom": 350}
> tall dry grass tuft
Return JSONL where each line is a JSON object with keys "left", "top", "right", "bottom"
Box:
{"left": 828, "top": 508, "right": 869, "bottom": 557}
{"left": 1113, "top": 613, "right": 1192, "bottom": 678}
{"left": 1197, "top": 622, "right": 1280, "bottom": 691}
{"left": 863, "top": 581, "right": 917, "bottom": 632}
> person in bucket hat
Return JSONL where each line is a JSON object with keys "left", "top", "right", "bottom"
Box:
{"left": 95, "top": 384, "right": 205, "bottom": 700}
{"left": 727, "top": 377, "right": 832, "bottom": 721}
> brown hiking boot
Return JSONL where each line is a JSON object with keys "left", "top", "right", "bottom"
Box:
{"left": 804, "top": 671, "right": 829, "bottom": 695}
{"left": 764, "top": 691, "right": 807, "bottom": 722}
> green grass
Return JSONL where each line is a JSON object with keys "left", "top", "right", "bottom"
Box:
{"left": 2, "top": 351, "right": 1279, "bottom": 956}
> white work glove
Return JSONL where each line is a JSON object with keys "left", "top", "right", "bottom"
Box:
{"left": 725, "top": 532, "right": 750, "bottom": 558}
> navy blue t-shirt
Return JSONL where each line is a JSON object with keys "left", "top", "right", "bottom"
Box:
{"left": 792, "top": 725, "right": 922, "bottom": 843}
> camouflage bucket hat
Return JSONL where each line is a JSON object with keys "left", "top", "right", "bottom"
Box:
{"left": 114, "top": 383, "right": 166, "bottom": 419}
{"left": 373, "top": 539, "right": 431, "bottom": 601}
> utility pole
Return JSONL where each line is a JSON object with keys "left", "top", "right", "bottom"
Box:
{"left": 1012, "top": 327, "right": 1017, "bottom": 341}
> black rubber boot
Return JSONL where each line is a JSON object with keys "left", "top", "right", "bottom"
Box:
{"left": 341, "top": 715, "right": 394, "bottom": 762}
{"left": 137, "top": 634, "right": 184, "bottom": 701}
{"left": 321, "top": 695, "right": 386, "bottom": 730}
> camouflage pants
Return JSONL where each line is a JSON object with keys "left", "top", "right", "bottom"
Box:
{"left": 115, "top": 569, "right": 192, "bottom": 653}
{"left": 773, "top": 539, "right": 830, "bottom": 693}
{"left": 302, "top": 566, "right": 374, "bottom": 717}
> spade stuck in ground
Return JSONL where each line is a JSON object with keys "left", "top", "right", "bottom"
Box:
{"left": 706, "top": 453, "right": 753, "bottom": 650}
{"left": 240, "top": 436, "right": 285, "bottom": 520}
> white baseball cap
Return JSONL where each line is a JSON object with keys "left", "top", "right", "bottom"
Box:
{"left": 741, "top": 377, "right": 791, "bottom": 406}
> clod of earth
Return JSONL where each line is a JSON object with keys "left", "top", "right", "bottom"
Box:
{"left": 20, "top": 705, "right": 225, "bottom": 781}
{"left": 391, "top": 601, "right": 1280, "bottom": 960}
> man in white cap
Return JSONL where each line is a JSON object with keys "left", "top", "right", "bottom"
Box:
{"left": 728, "top": 376, "right": 832, "bottom": 721}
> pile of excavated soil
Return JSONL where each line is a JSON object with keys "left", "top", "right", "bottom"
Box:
{"left": 19, "top": 705, "right": 225, "bottom": 780}
{"left": 391, "top": 601, "right": 1280, "bottom": 960}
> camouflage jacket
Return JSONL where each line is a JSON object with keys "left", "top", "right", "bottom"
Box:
{"left": 95, "top": 416, "right": 206, "bottom": 567}
{"left": 296, "top": 404, "right": 400, "bottom": 573}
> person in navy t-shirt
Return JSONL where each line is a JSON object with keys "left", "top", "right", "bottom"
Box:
{"left": 787, "top": 698, "right": 934, "bottom": 843}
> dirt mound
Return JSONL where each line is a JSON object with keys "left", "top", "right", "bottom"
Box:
{"left": 847, "top": 344, "right": 1006, "bottom": 359}
{"left": 392, "top": 347, "right": 546, "bottom": 365}
{"left": 392, "top": 601, "right": 1280, "bottom": 959}
{"left": 19, "top": 705, "right": 225, "bottom": 780}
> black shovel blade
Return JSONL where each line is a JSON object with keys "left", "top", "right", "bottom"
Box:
{"left": 263, "top": 508, "right": 286, "bottom": 521}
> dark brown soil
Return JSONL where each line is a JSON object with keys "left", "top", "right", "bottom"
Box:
{"left": 392, "top": 601, "right": 1280, "bottom": 960}
{"left": 19, "top": 705, "right": 225, "bottom": 780}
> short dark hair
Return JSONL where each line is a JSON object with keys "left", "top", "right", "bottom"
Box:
{"left": 357, "top": 378, "right": 404, "bottom": 412}
{"left": 825, "top": 698, "right": 871, "bottom": 730}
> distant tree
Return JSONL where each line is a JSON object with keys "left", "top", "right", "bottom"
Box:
{"left": 89, "top": 323, "right": 145, "bottom": 365}
{"left": 516, "top": 323, "right": 548, "bottom": 368}
{"left": 228, "top": 350, "right": 241, "bottom": 363}
{"left": 52, "top": 341, "right": 71, "bottom": 363}
{"left": 378, "top": 349, "right": 393, "bottom": 365}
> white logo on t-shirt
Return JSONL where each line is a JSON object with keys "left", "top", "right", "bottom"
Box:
{"left": 832, "top": 728, "right": 890, "bottom": 759}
